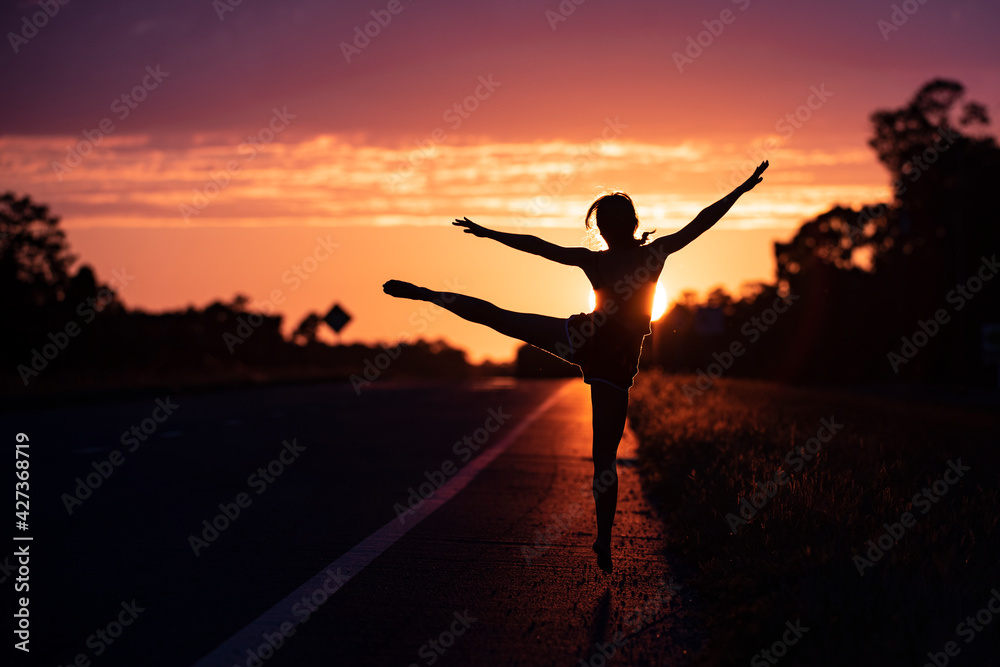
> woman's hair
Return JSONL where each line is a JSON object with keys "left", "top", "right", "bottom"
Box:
{"left": 584, "top": 192, "right": 654, "bottom": 247}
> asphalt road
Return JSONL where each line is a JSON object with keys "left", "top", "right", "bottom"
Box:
{"left": 3, "top": 378, "right": 701, "bottom": 666}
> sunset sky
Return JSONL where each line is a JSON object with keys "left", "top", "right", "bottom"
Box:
{"left": 3, "top": 0, "right": 999, "bottom": 361}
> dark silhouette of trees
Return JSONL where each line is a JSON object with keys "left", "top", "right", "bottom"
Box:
{"left": 2, "top": 197, "right": 478, "bottom": 397}
{"left": 649, "top": 78, "right": 1000, "bottom": 386}
{"left": 292, "top": 312, "right": 323, "bottom": 345}
{"left": 9, "top": 78, "right": 997, "bottom": 394}
{"left": 866, "top": 80, "right": 996, "bottom": 298}
{"left": 2, "top": 192, "right": 126, "bottom": 376}
{"left": 0, "top": 192, "right": 76, "bottom": 311}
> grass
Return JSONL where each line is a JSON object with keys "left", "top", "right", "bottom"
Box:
{"left": 627, "top": 370, "right": 1000, "bottom": 666}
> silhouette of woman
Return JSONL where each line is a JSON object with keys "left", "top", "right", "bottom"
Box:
{"left": 384, "top": 160, "right": 768, "bottom": 573}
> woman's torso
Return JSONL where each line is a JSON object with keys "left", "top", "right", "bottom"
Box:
{"left": 585, "top": 246, "right": 665, "bottom": 336}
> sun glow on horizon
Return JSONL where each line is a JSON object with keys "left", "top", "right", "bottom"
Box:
{"left": 587, "top": 279, "right": 669, "bottom": 320}
{"left": 651, "top": 280, "right": 668, "bottom": 320}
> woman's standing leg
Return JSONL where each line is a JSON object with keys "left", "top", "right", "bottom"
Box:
{"left": 590, "top": 381, "right": 629, "bottom": 573}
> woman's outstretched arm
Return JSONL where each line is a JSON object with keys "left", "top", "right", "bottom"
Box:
{"left": 654, "top": 160, "right": 768, "bottom": 255}
{"left": 452, "top": 217, "right": 592, "bottom": 267}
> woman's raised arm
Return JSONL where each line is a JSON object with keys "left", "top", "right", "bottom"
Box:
{"left": 453, "top": 217, "right": 593, "bottom": 267}
{"left": 654, "top": 160, "right": 768, "bottom": 255}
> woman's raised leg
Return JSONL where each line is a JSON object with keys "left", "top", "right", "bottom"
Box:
{"left": 383, "top": 280, "right": 568, "bottom": 356}
{"left": 590, "top": 381, "right": 629, "bottom": 573}
{"left": 386, "top": 279, "right": 628, "bottom": 572}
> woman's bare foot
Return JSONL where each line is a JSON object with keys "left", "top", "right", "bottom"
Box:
{"left": 383, "top": 280, "right": 429, "bottom": 300}
{"left": 592, "top": 540, "right": 613, "bottom": 574}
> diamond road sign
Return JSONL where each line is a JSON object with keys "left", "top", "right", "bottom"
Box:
{"left": 324, "top": 303, "right": 351, "bottom": 333}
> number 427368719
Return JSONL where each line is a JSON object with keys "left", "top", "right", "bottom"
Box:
{"left": 15, "top": 433, "right": 29, "bottom": 529}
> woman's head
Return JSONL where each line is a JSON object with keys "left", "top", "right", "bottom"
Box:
{"left": 585, "top": 192, "right": 653, "bottom": 248}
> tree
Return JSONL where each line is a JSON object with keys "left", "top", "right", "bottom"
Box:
{"left": 0, "top": 192, "right": 77, "bottom": 312}
{"left": 655, "top": 79, "right": 1000, "bottom": 385}
{"left": 866, "top": 79, "right": 1000, "bottom": 382}
{"left": 292, "top": 312, "right": 322, "bottom": 345}
{"left": 869, "top": 78, "right": 989, "bottom": 179}
{"left": 867, "top": 79, "right": 998, "bottom": 287}
{"left": 774, "top": 205, "right": 875, "bottom": 285}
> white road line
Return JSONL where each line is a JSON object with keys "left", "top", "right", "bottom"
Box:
{"left": 191, "top": 382, "right": 574, "bottom": 666}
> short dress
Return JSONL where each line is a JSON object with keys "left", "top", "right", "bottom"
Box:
{"left": 551, "top": 248, "right": 658, "bottom": 391}
{"left": 563, "top": 311, "right": 647, "bottom": 392}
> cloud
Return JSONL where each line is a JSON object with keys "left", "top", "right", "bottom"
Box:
{"left": 0, "top": 133, "right": 887, "bottom": 231}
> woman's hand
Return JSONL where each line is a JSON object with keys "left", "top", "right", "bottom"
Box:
{"left": 453, "top": 217, "right": 491, "bottom": 238}
{"left": 738, "top": 160, "right": 769, "bottom": 193}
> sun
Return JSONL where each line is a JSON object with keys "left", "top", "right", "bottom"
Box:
{"left": 588, "top": 279, "right": 670, "bottom": 320}
{"left": 651, "top": 280, "right": 669, "bottom": 320}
